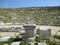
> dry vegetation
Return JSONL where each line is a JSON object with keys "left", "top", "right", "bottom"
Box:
{"left": 0, "top": 6, "right": 60, "bottom": 26}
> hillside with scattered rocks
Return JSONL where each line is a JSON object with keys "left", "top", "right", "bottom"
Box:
{"left": 0, "top": 6, "right": 60, "bottom": 26}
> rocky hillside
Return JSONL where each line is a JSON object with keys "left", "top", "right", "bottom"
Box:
{"left": 0, "top": 6, "right": 60, "bottom": 26}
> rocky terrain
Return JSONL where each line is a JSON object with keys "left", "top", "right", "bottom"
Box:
{"left": 0, "top": 6, "right": 60, "bottom": 26}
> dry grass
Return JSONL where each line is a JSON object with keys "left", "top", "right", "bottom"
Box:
{"left": 0, "top": 32, "right": 19, "bottom": 37}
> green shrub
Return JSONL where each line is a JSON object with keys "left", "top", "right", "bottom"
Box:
{"left": 47, "top": 42, "right": 57, "bottom": 45}
{"left": 53, "top": 35, "right": 60, "bottom": 40}
{"left": 20, "top": 41, "right": 31, "bottom": 45}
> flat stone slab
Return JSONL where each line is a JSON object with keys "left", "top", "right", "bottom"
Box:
{"left": 0, "top": 36, "right": 11, "bottom": 42}
{"left": 11, "top": 42, "right": 20, "bottom": 45}
{"left": 38, "top": 43, "right": 47, "bottom": 45}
